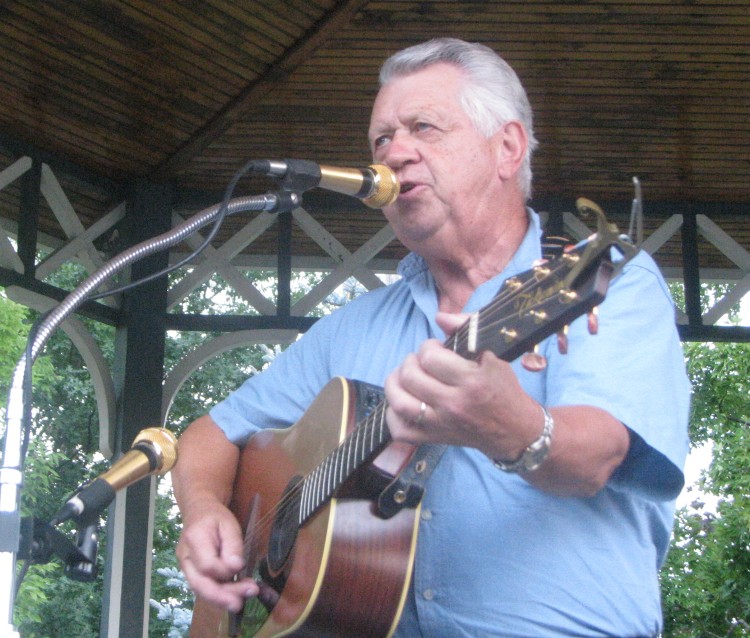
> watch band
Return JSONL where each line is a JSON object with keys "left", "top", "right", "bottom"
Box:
{"left": 493, "top": 406, "right": 555, "bottom": 473}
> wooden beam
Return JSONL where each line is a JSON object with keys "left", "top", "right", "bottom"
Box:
{"left": 0, "top": 133, "right": 125, "bottom": 197}
{"left": 151, "top": 0, "right": 372, "bottom": 179}
{"left": 17, "top": 158, "right": 41, "bottom": 277}
{"left": 0, "top": 266, "right": 121, "bottom": 325}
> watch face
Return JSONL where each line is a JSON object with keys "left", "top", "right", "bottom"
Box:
{"left": 494, "top": 407, "right": 554, "bottom": 474}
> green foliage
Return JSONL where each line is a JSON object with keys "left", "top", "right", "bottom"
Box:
{"left": 661, "top": 337, "right": 750, "bottom": 637}
{"left": 6, "top": 326, "right": 111, "bottom": 635}
{"left": 16, "top": 563, "right": 101, "bottom": 638}
{"left": 0, "top": 292, "right": 58, "bottom": 403}
{"left": 149, "top": 494, "right": 192, "bottom": 637}
{"left": 4, "top": 262, "right": 329, "bottom": 636}
{"left": 685, "top": 341, "right": 750, "bottom": 448}
{"left": 670, "top": 281, "right": 742, "bottom": 324}
{"left": 12, "top": 563, "right": 102, "bottom": 638}
{"left": 150, "top": 567, "right": 192, "bottom": 637}
{"left": 164, "top": 330, "right": 271, "bottom": 432}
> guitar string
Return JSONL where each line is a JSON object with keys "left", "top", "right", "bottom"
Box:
{"left": 449, "top": 258, "right": 579, "bottom": 352}
{"left": 240, "top": 254, "right": 582, "bottom": 552}
{"left": 235, "top": 404, "right": 391, "bottom": 562}
{"left": 243, "top": 400, "right": 391, "bottom": 542}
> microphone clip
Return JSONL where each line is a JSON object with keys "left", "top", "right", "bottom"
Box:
{"left": 253, "top": 159, "right": 322, "bottom": 193}
{"left": 18, "top": 516, "right": 99, "bottom": 582}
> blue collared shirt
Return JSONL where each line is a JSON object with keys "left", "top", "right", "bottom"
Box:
{"left": 211, "top": 210, "right": 690, "bottom": 636}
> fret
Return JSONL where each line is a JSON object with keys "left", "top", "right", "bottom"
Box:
{"left": 322, "top": 455, "right": 333, "bottom": 500}
{"left": 467, "top": 312, "right": 479, "bottom": 354}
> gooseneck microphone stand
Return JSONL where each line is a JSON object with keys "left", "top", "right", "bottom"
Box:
{"left": 0, "top": 188, "right": 299, "bottom": 637}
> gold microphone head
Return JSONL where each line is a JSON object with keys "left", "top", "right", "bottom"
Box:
{"left": 133, "top": 427, "right": 179, "bottom": 474}
{"left": 363, "top": 164, "right": 400, "bottom": 209}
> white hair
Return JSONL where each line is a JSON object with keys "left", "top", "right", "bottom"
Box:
{"left": 379, "top": 38, "right": 538, "bottom": 199}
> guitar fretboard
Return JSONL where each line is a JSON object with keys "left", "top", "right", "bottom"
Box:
{"left": 297, "top": 401, "right": 389, "bottom": 523}
{"left": 296, "top": 332, "right": 469, "bottom": 525}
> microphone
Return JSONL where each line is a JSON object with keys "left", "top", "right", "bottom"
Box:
{"left": 253, "top": 159, "right": 400, "bottom": 209}
{"left": 51, "top": 427, "right": 178, "bottom": 525}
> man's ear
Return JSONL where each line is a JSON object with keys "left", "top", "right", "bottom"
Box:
{"left": 493, "top": 120, "right": 528, "bottom": 181}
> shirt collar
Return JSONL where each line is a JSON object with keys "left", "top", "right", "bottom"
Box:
{"left": 396, "top": 208, "right": 544, "bottom": 313}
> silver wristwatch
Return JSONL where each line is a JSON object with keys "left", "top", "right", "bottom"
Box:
{"left": 494, "top": 406, "right": 555, "bottom": 473}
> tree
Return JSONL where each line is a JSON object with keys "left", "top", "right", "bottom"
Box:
{"left": 1, "top": 278, "right": 115, "bottom": 636}
{"left": 659, "top": 283, "right": 750, "bottom": 637}
{"left": 661, "top": 340, "right": 750, "bottom": 637}
{"left": 0, "top": 290, "right": 57, "bottom": 401}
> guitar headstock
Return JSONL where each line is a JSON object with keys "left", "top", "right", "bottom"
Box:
{"left": 456, "top": 201, "right": 638, "bottom": 363}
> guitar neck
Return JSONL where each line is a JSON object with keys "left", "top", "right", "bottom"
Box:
{"left": 298, "top": 399, "right": 391, "bottom": 523}
{"left": 296, "top": 326, "right": 479, "bottom": 524}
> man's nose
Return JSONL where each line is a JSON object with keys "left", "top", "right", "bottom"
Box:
{"left": 382, "top": 131, "right": 419, "bottom": 168}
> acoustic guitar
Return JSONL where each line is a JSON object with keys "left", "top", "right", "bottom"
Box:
{"left": 190, "top": 201, "right": 638, "bottom": 638}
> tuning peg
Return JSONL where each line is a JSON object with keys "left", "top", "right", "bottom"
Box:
{"left": 587, "top": 307, "right": 599, "bottom": 335}
{"left": 557, "top": 326, "right": 569, "bottom": 355}
{"left": 521, "top": 346, "right": 547, "bottom": 372}
{"left": 532, "top": 263, "right": 551, "bottom": 280}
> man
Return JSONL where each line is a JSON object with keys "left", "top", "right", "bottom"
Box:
{"left": 173, "top": 38, "right": 690, "bottom": 636}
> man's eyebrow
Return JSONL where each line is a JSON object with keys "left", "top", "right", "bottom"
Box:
{"left": 368, "top": 123, "right": 391, "bottom": 140}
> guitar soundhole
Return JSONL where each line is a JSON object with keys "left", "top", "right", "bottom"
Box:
{"left": 267, "top": 475, "right": 302, "bottom": 575}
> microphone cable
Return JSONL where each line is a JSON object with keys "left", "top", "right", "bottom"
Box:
{"left": 86, "top": 158, "right": 263, "bottom": 302}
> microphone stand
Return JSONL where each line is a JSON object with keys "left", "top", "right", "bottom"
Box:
{"left": 17, "top": 516, "right": 100, "bottom": 583}
{"left": 0, "top": 189, "right": 299, "bottom": 637}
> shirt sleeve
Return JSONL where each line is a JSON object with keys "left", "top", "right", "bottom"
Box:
{"left": 542, "top": 250, "right": 691, "bottom": 501}
{"left": 207, "top": 279, "right": 423, "bottom": 447}
{"left": 209, "top": 309, "right": 341, "bottom": 445}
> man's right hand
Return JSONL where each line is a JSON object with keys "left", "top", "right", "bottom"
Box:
{"left": 172, "top": 415, "right": 258, "bottom": 611}
{"left": 176, "top": 499, "right": 259, "bottom": 611}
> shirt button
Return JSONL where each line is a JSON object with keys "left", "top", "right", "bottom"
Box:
{"left": 423, "top": 589, "right": 434, "bottom": 600}
{"left": 420, "top": 509, "right": 433, "bottom": 521}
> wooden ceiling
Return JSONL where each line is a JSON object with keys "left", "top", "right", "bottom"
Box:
{"left": 0, "top": 0, "right": 748, "bottom": 268}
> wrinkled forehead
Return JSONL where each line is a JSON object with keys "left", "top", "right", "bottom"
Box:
{"left": 369, "top": 64, "right": 467, "bottom": 128}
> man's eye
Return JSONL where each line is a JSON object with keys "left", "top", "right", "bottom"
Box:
{"left": 415, "top": 122, "right": 433, "bottom": 132}
{"left": 373, "top": 135, "right": 390, "bottom": 149}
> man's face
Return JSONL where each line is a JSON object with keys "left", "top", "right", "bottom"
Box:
{"left": 368, "top": 63, "right": 503, "bottom": 254}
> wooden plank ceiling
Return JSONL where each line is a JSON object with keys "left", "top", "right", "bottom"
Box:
{"left": 0, "top": 0, "right": 748, "bottom": 270}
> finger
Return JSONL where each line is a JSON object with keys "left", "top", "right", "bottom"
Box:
{"left": 215, "top": 516, "right": 247, "bottom": 572}
{"left": 415, "top": 340, "right": 478, "bottom": 389}
{"left": 384, "top": 368, "right": 420, "bottom": 423}
{"left": 181, "top": 556, "right": 258, "bottom": 612}
{"left": 435, "top": 311, "right": 471, "bottom": 336}
{"left": 384, "top": 373, "right": 430, "bottom": 440}
{"left": 385, "top": 346, "right": 451, "bottom": 428}
{"left": 179, "top": 519, "right": 245, "bottom": 581}
{"left": 385, "top": 404, "right": 430, "bottom": 443}
{"left": 387, "top": 352, "right": 427, "bottom": 401}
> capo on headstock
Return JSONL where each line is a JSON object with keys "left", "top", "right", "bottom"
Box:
{"left": 568, "top": 198, "right": 638, "bottom": 334}
{"left": 574, "top": 197, "right": 639, "bottom": 279}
